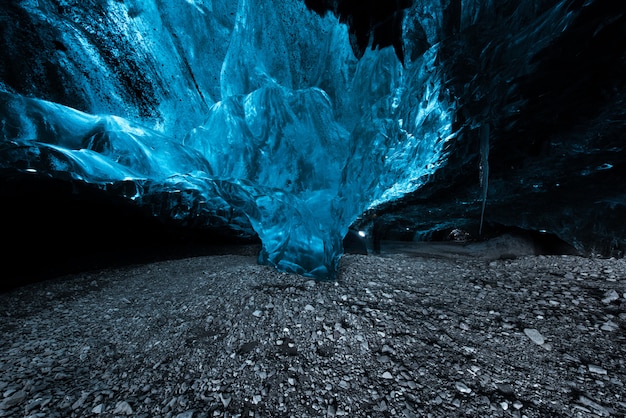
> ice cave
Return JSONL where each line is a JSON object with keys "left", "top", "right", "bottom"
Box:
{"left": 1, "top": 0, "right": 625, "bottom": 288}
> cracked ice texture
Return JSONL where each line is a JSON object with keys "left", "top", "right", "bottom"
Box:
{"left": 182, "top": 0, "right": 455, "bottom": 277}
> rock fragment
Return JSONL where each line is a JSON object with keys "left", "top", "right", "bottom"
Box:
{"left": 455, "top": 382, "right": 472, "bottom": 394}
{"left": 523, "top": 328, "right": 545, "bottom": 345}
{"left": 579, "top": 396, "right": 610, "bottom": 417}
{"left": 600, "top": 320, "right": 619, "bottom": 332}
{"left": 588, "top": 364, "right": 608, "bottom": 375}
{"left": 601, "top": 290, "right": 619, "bottom": 304}
{"left": 113, "top": 401, "right": 133, "bottom": 415}
{"left": 0, "top": 390, "right": 26, "bottom": 409}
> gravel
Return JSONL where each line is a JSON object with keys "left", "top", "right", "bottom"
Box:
{"left": 1, "top": 244, "right": 626, "bottom": 417}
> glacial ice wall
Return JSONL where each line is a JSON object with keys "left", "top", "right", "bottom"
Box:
{"left": 1, "top": 0, "right": 454, "bottom": 279}
{"left": 1, "top": 0, "right": 625, "bottom": 280}
{"left": 182, "top": 0, "right": 454, "bottom": 277}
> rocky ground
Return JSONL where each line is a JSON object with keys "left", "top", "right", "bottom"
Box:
{"left": 1, "top": 241, "right": 626, "bottom": 418}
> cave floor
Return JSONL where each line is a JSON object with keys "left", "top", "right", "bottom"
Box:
{"left": 1, "top": 246, "right": 626, "bottom": 417}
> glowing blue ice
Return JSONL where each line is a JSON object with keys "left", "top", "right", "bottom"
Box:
{"left": 0, "top": 0, "right": 584, "bottom": 279}
{"left": 0, "top": 0, "right": 456, "bottom": 279}
{"left": 180, "top": 0, "right": 454, "bottom": 278}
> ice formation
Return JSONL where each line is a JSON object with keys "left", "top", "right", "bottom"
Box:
{"left": 1, "top": 0, "right": 625, "bottom": 280}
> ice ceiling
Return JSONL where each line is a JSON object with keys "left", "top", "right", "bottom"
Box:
{"left": 1, "top": 0, "right": 625, "bottom": 281}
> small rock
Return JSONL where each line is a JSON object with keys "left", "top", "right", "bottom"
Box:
{"left": 92, "top": 404, "right": 104, "bottom": 414}
{"left": 523, "top": 328, "right": 545, "bottom": 345}
{"left": 304, "top": 304, "right": 315, "bottom": 312}
{"left": 71, "top": 395, "right": 87, "bottom": 410}
{"left": 496, "top": 383, "right": 515, "bottom": 396}
{"left": 378, "top": 400, "right": 388, "bottom": 411}
{"left": 175, "top": 411, "right": 195, "bottom": 418}
{"left": 219, "top": 393, "right": 232, "bottom": 408}
{"left": 588, "top": 364, "right": 608, "bottom": 375}
{"left": 1, "top": 390, "right": 26, "bottom": 408}
{"left": 600, "top": 320, "right": 619, "bottom": 332}
{"left": 113, "top": 401, "right": 133, "bottom": 415}
{"left": 24, "top": 397, "right": 51, "bottom": 414}
{"left": 455, "top": 382, "right": 472, "bottom": 394}
{"left": 381, "top": 344, "right": 395, "bottom": 354}
{"left": 252, "top": 310, "right": 263, "bottom": 318}
{"left": 381, "top": 372, "right": 393, "bottom": 380}
{"left": 601, "top": 290, "right": 619, "bottom": 304}
{"left": 579, "top": 396, "right": 610, "bottom": 417}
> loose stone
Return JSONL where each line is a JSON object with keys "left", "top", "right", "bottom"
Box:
{"left": 523, "top": 328, "right": 545, "bottom": 345}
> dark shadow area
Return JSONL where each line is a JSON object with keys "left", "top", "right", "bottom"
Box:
{"left": 0, "top": 171, "right": 261, "bottom": 293}
{"left": 303, "top": 0, "right": 413, "bottom": 63}
{"left": 0, "top": 172, "right": 372, "bottom": 293}
{"left": 380, "top": 226, "right": 580, "bottom": 261}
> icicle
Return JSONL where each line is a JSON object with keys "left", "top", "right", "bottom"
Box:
{"left": 479, "top": 123, "right": 490, "bottom": 236}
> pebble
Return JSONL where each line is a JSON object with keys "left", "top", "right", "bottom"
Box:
{"left": 497, "top": 383, "right": 515, "bottom": 396}
{"left": 219, "top": 393, "right": 232, "bottom": 408}
{"left": 113, "top": 401, "right": 133, "bottom": 415}
{"left": 601, "top": 290, "right": 619, "bottom": 304}
{"left": 455, "top": 382, "right": 472, "bottom": 394}
{"left": 600, "top": 321, "right": 619, "bottom": 332}
{"left": 2, "top": 251, "right": 626, "bottom": 417}
{"left": 588, "top": 365, "right": 608, "bottom": 375}
{"left": 523, "top": 328, "right": 545, "bottom": 345}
